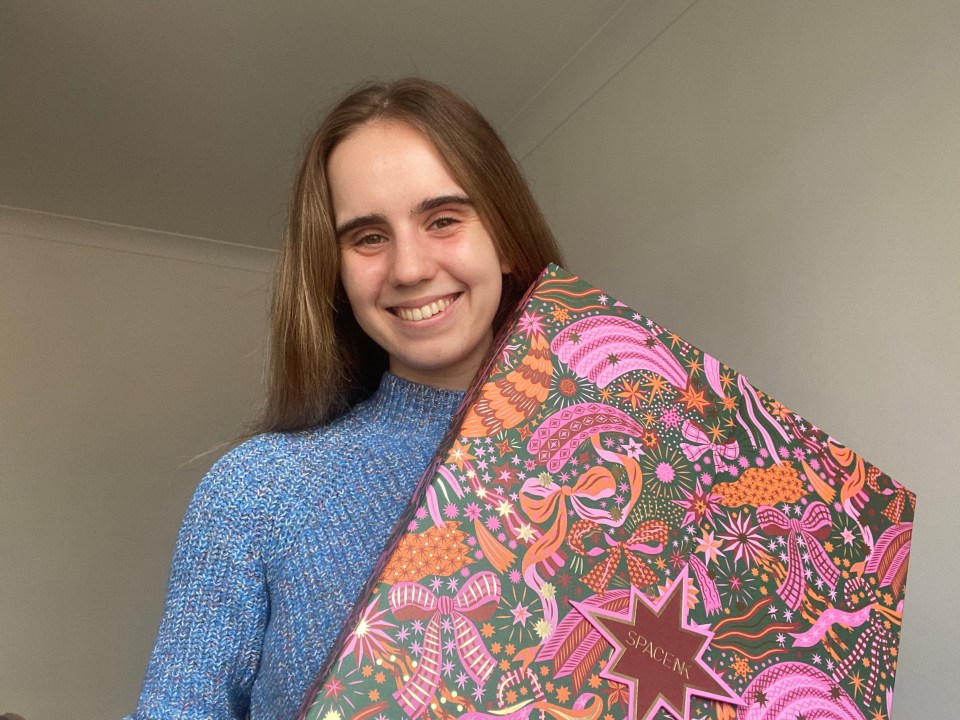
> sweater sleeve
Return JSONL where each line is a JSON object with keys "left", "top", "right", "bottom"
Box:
{"left": 129, "top": 446, "right": 271, "bottom": 720}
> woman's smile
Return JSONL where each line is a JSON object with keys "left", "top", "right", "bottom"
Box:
{"left": 390, "top": 293, "right": 459, "bottom": 322}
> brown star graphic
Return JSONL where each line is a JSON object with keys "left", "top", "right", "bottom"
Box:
{"left": 571, "top": 572, "right": 740, "bottom": 719}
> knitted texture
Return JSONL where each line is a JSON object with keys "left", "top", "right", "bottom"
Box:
{"left": 128, "top": 374, "right": 464, "bottom": 720}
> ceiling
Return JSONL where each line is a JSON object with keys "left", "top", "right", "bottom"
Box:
{"left": 1, "top": 1, "right": 685, "bottom": 250}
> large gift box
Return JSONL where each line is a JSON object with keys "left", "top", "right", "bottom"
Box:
{"left": 298, "top": 265, "right": 915, "bottom": 720}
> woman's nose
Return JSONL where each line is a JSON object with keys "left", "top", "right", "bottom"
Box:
{"left": 389, "top": 230, "right": 436, "bottom": 286}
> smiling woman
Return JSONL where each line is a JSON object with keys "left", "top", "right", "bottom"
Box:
{"left": 126, "top": 78, "right": 562, "bottom": 720}
{"left": 264, "top": 78, "right": 563, "bottom": 433}
{"left": 331, "top": 121, "right": 509, "bottom": 390}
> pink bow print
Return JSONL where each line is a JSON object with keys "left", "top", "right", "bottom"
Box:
{"left": 389, "top": 571, "right": 501, "bottom": 717}
{"left": 756, "top": 501, "right": 840, "bottom": 610}
{"left": 679, "top": 419, "right": 739, "bottom": 468}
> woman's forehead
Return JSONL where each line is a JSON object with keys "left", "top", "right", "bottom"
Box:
{"left": 327, "top": 121, "right": 467, "bottom": 223}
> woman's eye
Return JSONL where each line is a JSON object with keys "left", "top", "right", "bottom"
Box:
{"left": 355, "top": 233, "right": 387, "bottom": 247}
{"left": 430, "top": 215, "right": 458, "bottom": 230}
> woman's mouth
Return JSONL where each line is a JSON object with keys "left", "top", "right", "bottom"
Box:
{"left": 392, "top": 294, "right": 457, "bottom": 322}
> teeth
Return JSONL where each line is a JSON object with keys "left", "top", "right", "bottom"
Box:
{"left": 396, "top": 296, "right": 453, "bottom": 322}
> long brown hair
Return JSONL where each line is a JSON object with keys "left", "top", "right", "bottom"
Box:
{"left": 256, "top": 78, "right": 563, "bottom": 433}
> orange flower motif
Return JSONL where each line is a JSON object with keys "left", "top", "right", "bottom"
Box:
{"left": 616, "top": 378, "right": 646, "bottom": 410}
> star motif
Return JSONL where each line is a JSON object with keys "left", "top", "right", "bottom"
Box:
{"left": 696, "top": 529, "right": 723, "bottom": 565}
{"left": 517, "top": 310, "right": 547, "bottom": 337}
{"left": 685, "top": 356, "right": 703, "bottom": 375}
{"left": 643, "top": 374, "right": 668, "bottom": 401}
{"left": 534, "top": 618, "right": 552, "bottom": 639}
{"left": 849, "top": 671, "right": 866, "bottom": 697}
{"left": 446, "top": 439, "right": 475, "bottom": 470}
{"left": 517, "top": 522, "right": 536, "bottom": 542}
{"left": 617, "top": 378, "right": 646, "bottom": 410}
{"left": 510, "top": 602, "right": 532, "bottom": 626}
{"left": 678, "top": 383, "right": 711, "bottom": 416}
{"left": 620, "top": 437, "right": 645, "bottom": 460}
{"left": 731, "top": 655, "right": 751, "bottom": 678}
{"left": 571, "top": 572, "right": 740, "bottom": 720}
{"left": 323, "top": 675, "right": 345, "bottom": 700}
{"left": 706, "top": 422, "right": 725, "bottom": 443}
{"left": 719, "top": 371, "right": 736, "bottom": 392}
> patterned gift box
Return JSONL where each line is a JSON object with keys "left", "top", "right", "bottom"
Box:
{"left": 298, "top": 265, "right": 915, "bottom": 720}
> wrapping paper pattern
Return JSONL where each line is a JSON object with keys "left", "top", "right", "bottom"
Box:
{"left": 299, "top": 265, "right": 914, "bottom": 720}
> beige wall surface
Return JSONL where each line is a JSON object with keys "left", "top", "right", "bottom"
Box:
{"left": 0, "top": 208, "right": 274, "bottom": 718}
{"left": 519, "top": 0, "right": 958, "bottom": 716}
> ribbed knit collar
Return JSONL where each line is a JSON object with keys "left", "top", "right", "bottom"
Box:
{"left": 360, "top": 373, "right": 466, "bottom": 427}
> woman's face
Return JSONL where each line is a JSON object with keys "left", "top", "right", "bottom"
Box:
{"left": 329, "top": 121, "right": 508, "bottom": 390}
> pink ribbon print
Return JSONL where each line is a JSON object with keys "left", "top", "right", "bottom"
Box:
{"left": 792, "top": 578, "right": 897, "bottom": 701}
{"left": 756, "top": 502, "right": 840, "bottom": 610}
{"left": 833, "top": 578, "right": 896, "bottom": 700}
{"left": 389, "top": 571, "right": 501, "bottom": 717}
{"left": 679, "top": 418, "right": 739, "bottom": 468}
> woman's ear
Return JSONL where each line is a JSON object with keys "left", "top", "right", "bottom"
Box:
{"left": 499, "top": 255, "right": 512, "bottom": 274}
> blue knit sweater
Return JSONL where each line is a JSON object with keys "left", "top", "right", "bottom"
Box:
{"left": 129, "top": 374, "right": 465, "bottom": 719}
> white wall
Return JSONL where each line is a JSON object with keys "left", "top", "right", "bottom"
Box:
{"left": 515, "top": 0, "right": 959, "bottom": 715}
{"left": 0, "top": 207, "right": 274, "bottom": 719}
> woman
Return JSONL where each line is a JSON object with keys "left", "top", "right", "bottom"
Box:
{"left": 129, "top": 78, "right": 563, "bottom": 719}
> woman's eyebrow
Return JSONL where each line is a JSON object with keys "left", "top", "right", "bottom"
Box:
{"left": 335, "top": 195, "right": 473, "bottom": 239}
{"left": 411, "top": 194, "right": 473, "bottom": 216}
{"left": 335, "top": 213, "right": 386, "bottom": 239}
